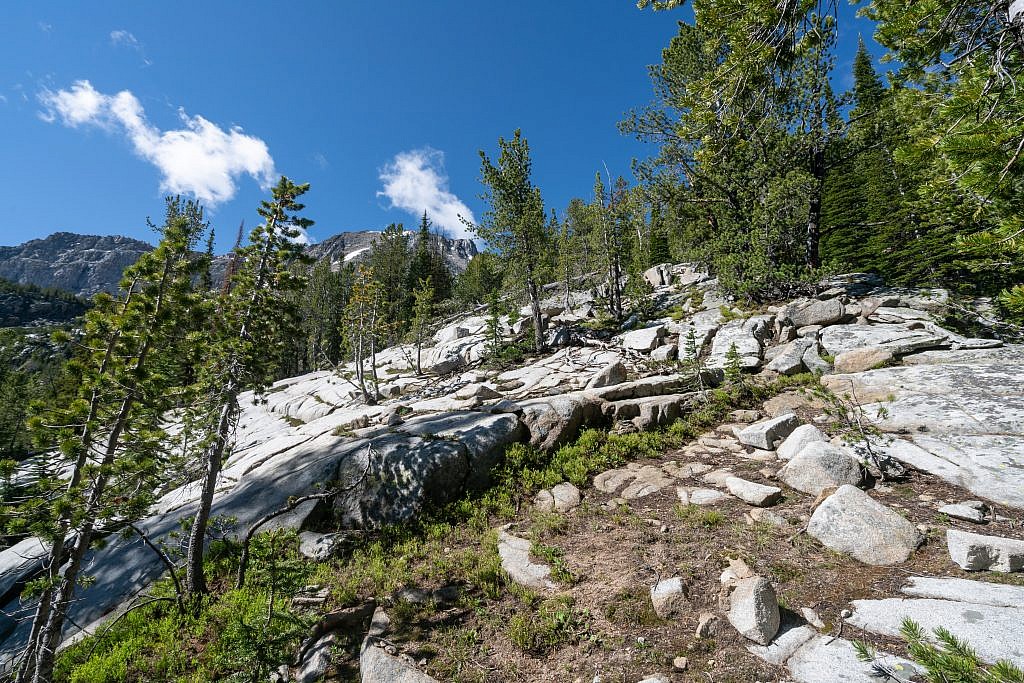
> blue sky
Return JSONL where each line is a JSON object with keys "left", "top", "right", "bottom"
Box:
{"left": 0, "top": 2, "right": 882, "bottom": 251}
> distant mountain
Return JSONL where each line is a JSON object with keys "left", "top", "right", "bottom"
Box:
{"left": 0, "top": 233, "right": 152, "bottom": 299}
{"left": 0, "top": 230, "right": 479, "bottom": 298}
{"left": 306, "top": 230, "right": 478, "bottom": 273}
{"left": 0, "top": 278, "right": 89, "bottom": 328}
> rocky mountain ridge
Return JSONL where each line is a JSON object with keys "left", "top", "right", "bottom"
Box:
{"left": 1, "top": 264, "right": 1021, "bottom": 681}
{"left": 0, "top": 230, "right": 478, "bottom": 299}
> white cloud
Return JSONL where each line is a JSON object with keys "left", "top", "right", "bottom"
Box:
{"left": 377, "top": 148, "right": 475, "bottom": 240}
{"left": 38, "top": 22, "right": 52, "bottom": 33}
{"left": 0, "top": 94, "right": 7, "bottom": 105}
{"left": 288, "top": 225, "right": 314, "bottom": 246}
{"left": 109, "top": 30, "right": 139, "bottom": 48}
{"left": 39, "top": 80, "right": 276, "bottom": 207}
{"left": 110, "top": 30, "right": 152, "bottom": 66}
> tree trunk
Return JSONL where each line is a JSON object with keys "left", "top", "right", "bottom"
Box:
{"left": 184, "top": 391, "right": 237, "bottom": 598}
{"left": 525, "top": 264, "right": 544, "bottom": 353}
{"left": 806, "top": 146, "right": 825, "bottom": 269}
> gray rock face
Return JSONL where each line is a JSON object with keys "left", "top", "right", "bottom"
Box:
{"left": 819, "top": 323, "right": 948, "bottom": 357}
{"left": 725, "top": 477, "right": 782, "bottom": 507}
{"left": 643, "top": 263, "right": 673, "bottom": 287}
{"left": 0, "top": 538, "right": 50, "bottom": 605}
{"left": 519, "top": 393, "right": 602, "bottom": 451}
{"left": 361, "top": 610, "right": 439, "bottom": 683}
{"left": 0, "top": 232, "right": 152, "bottom": 297}
{"left": 777, "top": 424, "right": 827, "bottom": 461}
{"left": 650, "top": 577, "right": 688, "bottom": 618}
{"left": 779, "top": 442, "right": 862, "bottom": 496}
{"left": 726, "top": 576, "right": 780, "bottom": 645}
{"left": 848, "top": 596, "right": 1024, "bottom": 668}
{"left": 781, "top": 298, "right": 845, "bottom": 328}
{"left": 738, "top": 413, "right": 800, "bottom": 450}
{"left": 0, "top": 230, "right": 478, "bottom": 300}
{"left": 902, "top": 575, "right": 1024, "bottom": 608}
{"left": 833, "top": 346, "right": 893, "bottom": 374}
{"left": 825, "top": 348, "right": 1024, "bottom": 509}
{"left": 947, "top": 529, "right": 1024, "bottom": 572}
{"left": 752, "top": 627, "right": 920, "bottom": 683}
{"left": 807, "top": 485, "right": 921, "bottom": 565}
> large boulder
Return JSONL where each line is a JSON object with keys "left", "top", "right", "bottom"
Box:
{"left": 766, "top": 338, "right": 815, "bottom": 375}
{"left": 781, "top": 298, "right": 845, "bottom": 328}
{"left": 585, "top": 361, "right": 627, "bottom": 389}
{"left": 519, "top": 393, "right": 604, "bottom": 451}
{"left": 738, "top": 413, "right": 800, "bottom": 450}
{"left": 726, "top": 576, "right": 780, "bottom": 645}
{"left": 708, "top": 315, "right": 773, "bottom": 370}
{"left": 644, "top": 263, "right": 673, "bottom": 288}
{"left": 776, "top": 424, "right": 827, "bottom": 461}
{"left": 779, "top": 441, "right": 862, "bottom": 496}
{"left": 808, "top": 485, "right": 921, "bottom": 565}
{"left": 620, "top": 325, "right": 667, "bottom": 352}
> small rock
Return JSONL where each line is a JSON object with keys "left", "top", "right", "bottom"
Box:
{"left": 650, "top": 577, "right": 689, "bottom": 618}
{"left": 730, "top": 409, "right": 761, "bottom": 423}
{"left": 738, "top": 413, "right": 800, "bottom": 450}
{"left": 782, "top": 298, "right": 845, "bottom": 328}
{"left": 679, "top": 487, "right": 728, "bottom": 505}
{"left": 672, "top": 656, "right": 689, "bottom": 671}
{"left": 651, "top": 344, "right": 677, "bottom": 361}
{"left": 497, "top": 529, "right": 555, "bottom": 589}
{"left": 776, "top": 424, "right": 827, "bottom": 461}
{"left": 746, "top": 508, "right": 790, "bottom": 528}
{"left": 534, "top": 482, "right": 582, "bottom": 512}
{"left": 725, "top": 476, "right": 782, "bottom": 507}
{"left": 938, "top": 501, "right": 988, "bottom": 524}
{"left": 701, "top": 468, "right": 734, "bottom": 486}
{"left": 695, "top": 611, "right": 719, "bottom": 638}
{"left": 720, "top": 557, "right": 754, "bottom": 585}
{"left": 808, "top": 485, "right": 922, "bottom": 565}
{"left": 947, "top": 529, "right": 1024, "bottom": 572}
{"left": 801, "top": 344, "right": 832, "bottom": 375}
{"left": 726, "top": 576, "right": 781, "bottom": 645}
{"left": 801, "top": 607, "right": 825, "bottom": 629}
{"left": 766, "top": 339, "right": 814, "bottom": 375}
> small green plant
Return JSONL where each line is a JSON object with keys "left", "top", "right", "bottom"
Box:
{"left": 530, "top": 542, "right": 576, "bottom": 585}
{"left": 809, "top": 382, "right": 904, "bottom": 480}
{"left": 855, "top": 618, "right": 1024, "bottom": 683}
{"left": 724, "top": 342, "right": 744, "bottom": 384}
{"left": 506, "top": 596, "right": 591, "bottom": 654}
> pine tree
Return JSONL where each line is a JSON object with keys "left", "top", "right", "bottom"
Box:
{"left": 469, "top": 130, "right": 550, "bottom": 353}
{"left": 369, "top": 223, "right": 412, "bottom": 340}
{"left": 182, "top": 177, "right": 310, "bottom": 600}
{"left": 16, "top": 198, "right": 209, "bottom": 683}
{"left": 340, "top": 264, "right": 388, "bottom": 402}
{"left": 410, "top": 277, "right": 434, "bottom": 375}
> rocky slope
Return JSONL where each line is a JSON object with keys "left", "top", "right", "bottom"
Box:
{"left": 0, "top": 278, "right": 88, "bottom": 328}
{"left": 0, "top": 233, "right": 151, "bottom": 299}
{"left": 1, "top": 264, "right": 1022, "bottom": 681}
{"left": 0, "top": 230, "right": 478, "bottom": 298}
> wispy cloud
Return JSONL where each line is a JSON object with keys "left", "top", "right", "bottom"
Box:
{"left": 37, "top": 21, "right": 52, "bottom": 33}
{"left": 312, "top": 152, "right": 329, "bottom": 170}
{"left": 39, "top": 79, "right": 276, "bottom": 207}
{"left": 0, "top": 94, "right": 7, "bottom": 105}
{"left": 377, "top": 148, "right": 475, "bottom": 240}
{"left": 110, "top": 29, "right": 152, "bottom": 66}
